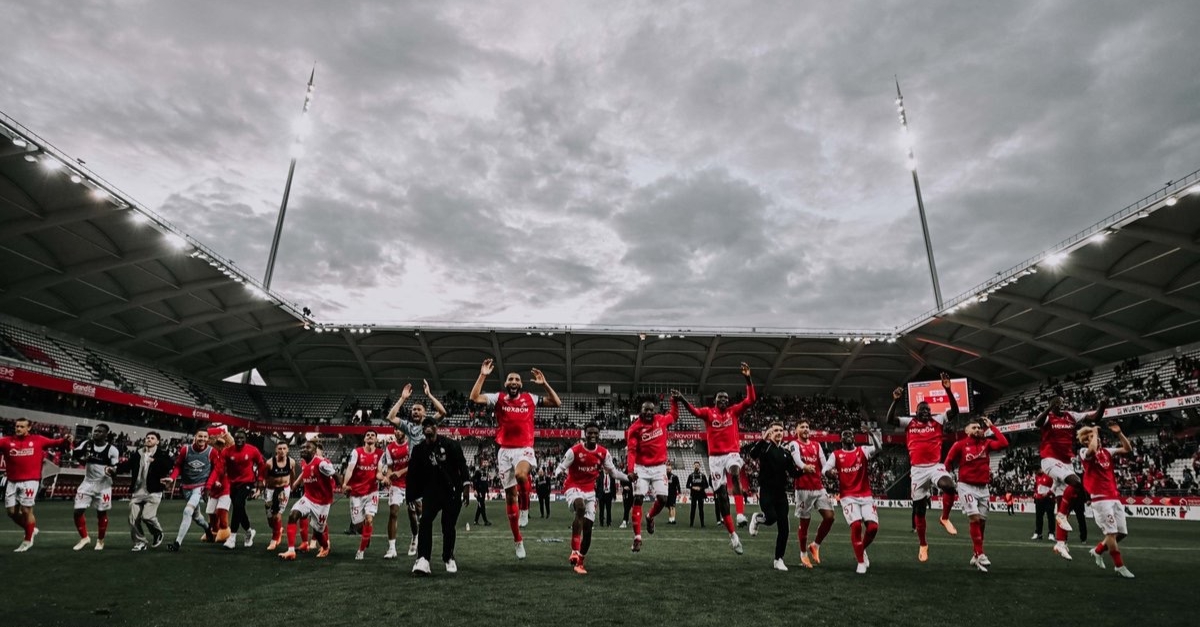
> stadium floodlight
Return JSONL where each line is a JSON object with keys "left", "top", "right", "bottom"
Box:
{"left": 130, "top": 211, "right": 150, "bottom": 224}
{"left": 1043, "top": 251, "right": 1068, "bottom": 267}
{"left": 90, "top": 187, "right": 110, "bottom": 201}
{"left": 315, "top": 327, "right": 324, "bottom": 333}
{"left": 164, "top": 233, "right": 188, "bottom": 249}
{"left": 69, "top": 173, "right": 82, "bottom": 184}
{"left": 1189, "top": 185, "right": 1200, "bottom": 195}
{"left": 658, "top": 333, "right": 666, "bottom": 339}
{"left": 1165, "top": 196, "right": 1178, "bottom": 207}
{"left": 1090, "top": 231, "right": 1108, "bottom": 244}
{"left": 11, "top": 137, "right": 27, "bottom": 148}
{"left": 40, "top": 156, "right": 63, "bottom": 171}
{"left": 23, "top": 154, "right": 37, "bottom": 163}
{"left": 895, "top": 78, "right": 943, "bottom": 310}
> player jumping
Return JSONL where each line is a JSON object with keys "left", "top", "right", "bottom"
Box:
{"left": 624, "top": 391, "right": 680, "bottom": 553}
{"left": 1035, "top": 395, "right": 1107, "bottom": 560}
{"left": 785, "top": 419, "right": 835, "bottom": 568}
{"left": 554, "top": 423, "right": 628, "bottom": 574}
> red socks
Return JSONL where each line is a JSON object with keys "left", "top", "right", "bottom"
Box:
{"left": 518, "top": 478, "right": 532, "bottom": 511}
{"left": 850, "top": 521, "right": 865, "bottom": 563}
{"left": 98, "top": 512, "right": 108, "bottom": 540}
{"left": 723, "top": 514, "right": 736, "bottom": 534}
{"left": 815, "top": 517, "right": 833, "bottom": 545}
{"left": 359, "top": 523, "right": 373, "bottom": 552}
{"left": 915, "top": 515, "right": 928, "bottom": 546}
{"left": 941, "top": 493, "right": 954, "bottom": 520}
{"left": 647, "top": 500, "right": 664, "bottom": 520}
{"left": 798, "top": 517, "right": 810, "bottom": 547}
{"left": 734, "top": 494, "right": 746, "bottom": 517}
{"left": 217, "top": 509, "right": 229, "bottom": 531}
{"left": 1111, "top": 549, "right": 1124, "bottom": 567}
{"left": 632, "top": 504, "right": 644, "bottom": 535}
{"left": 571, "top": 532, "right": 581, "bottom": 552}
{"left": 300, "top": 518, "right": 310, "bottom": 544}
{"left": 969, "top": 520, "right": 984, "bottom": 555}
{"left": 1095, "top": 542, "right": 1107, "bottom": 554}
{"left": 271, "top": 518, "right": 282, "bottom": 543}
{"left": 74, "top": 512, "right": 88, "bottom": 539}
{"left": 863, "top": 522, "right": 878, "bottom": 549}
{"left": 1058, "top": 484, "right": 1078, "bottom": 516}
{"left": 24, "top": 520, "right": 35, "bottom": 542}
{"left": 507, "top": 501, "right": 522, "bottom": 542}
{"left": 319, "top": 528, "right": 330, "bottom": 550}
{"left": 287, "top": 522, "right": 298, "bottom": 549}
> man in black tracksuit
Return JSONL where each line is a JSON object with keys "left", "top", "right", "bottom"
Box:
{"left": 472, "top": 467, "right": 491, "bottom": 526}
{"left": 747, "top": 421, "right": 808, "bottom": 570}
{"left": 536, "top": 470, "right": 553, "bottom": 519}
{"left": 687, "top": 461, "right": 709, "bottom": 527}
{"left": 407, "top": 417, "right": 470, "bottom": 575}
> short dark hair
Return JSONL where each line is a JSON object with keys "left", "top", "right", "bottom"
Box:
{"left": 94, "top": 423, "right": 111, "bottom": 433}
{"left": 15, "top": 417, "right": 31, "bottom": 426}
{"left": 585, "top": 423, "right": 601, "bottom": 431}
{"left": 769, "top": 420, "right": 784, "bottom": 429}
{"left": 145, "top": 431, "right": 161, "bottom": 440}
{"left": 421, "top": 416, "right": 438, "bottom": 428}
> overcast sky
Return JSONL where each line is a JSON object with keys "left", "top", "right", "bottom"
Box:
{"left": 2, "top": 0, "right": 1197, "bottom": 331}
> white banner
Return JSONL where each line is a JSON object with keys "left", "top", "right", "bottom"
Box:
{"left": 995, "top": 393, "right": 1200, "bottom": 433}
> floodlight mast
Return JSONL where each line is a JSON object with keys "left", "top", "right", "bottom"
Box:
{"left": 263, "top": 66, "right": 315, "bottom": 291}
{"left": 895, "top": 77, "right": 944, "bottom": 310}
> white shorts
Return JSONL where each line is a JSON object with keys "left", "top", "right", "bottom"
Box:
{"left": 388, "top": 485, "right": 407, "bottom": 506}
{"left": 349, "top": 493, "right": 380, "bottom": 524}
{"left": 498, "top": 447, "right": 537, "bottom": 490}
{"left": 264, "top": 487, "right": 292, "bottom": 515}
{"left": 563, "top": 488, "right": 597, "bottom": 522}
{"left": 4, "top": 480, "right": 38, "bottom": 508}
{"left": 291, "top": 497, "right": 332, "bottom": 533}
{"left": 958, "top": 483, "right": 991, "bottom": 519}
{"left": 1091, "top": 499, "right": 1128, "bottom": 536}
{"left": 181, "top": 486, "right": 205, "bottom": 510}
{"left": 73, "top": 481, "right": 114, "bottom": 512}
{"left": 205, "top": 494, "right": 232, "bottom": 515}
{"left": 840, "top": 496, "right": 878, "bottom": 525}
{"left": 634, "top": 464, "right": 668, "bottom": 497}
{"left": 910, "top": 463, "right": 953, "bottom": 501}
{"left": 794, "top": 489, "right": 832, "bottom": 519}
{"left": 1040, "top": 458, "right": 1075, "bottom": 496}
{"left": 708, "top": 453, "right": 744, "bottom": 488}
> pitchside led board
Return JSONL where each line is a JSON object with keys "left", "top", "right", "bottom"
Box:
{"left": 906, "top": 378, "right": 971, "bottom": 416}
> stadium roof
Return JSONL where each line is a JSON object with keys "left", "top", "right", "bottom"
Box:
{"left": 3, "top": 112, "right": 1200, "bottom": 403}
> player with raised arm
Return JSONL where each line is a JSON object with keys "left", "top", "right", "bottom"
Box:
{"left": 944, "top": 416, "right": 1009, "bottom": 572}
{"left": 263, "top": 441, "right": 298, "bottom": 551}
{"left": 341, "top": 430, "right": 383, "bottom": 560}
{"left": 468, "top": 358, "right": 562, "bottom": 560}
{"left": 886, "top": 373, "right": 960, "bottom": 563}
{"left": 163, "top": 428, "right": 225, "bottom": 551}
{"left": 1, "top": 417, "right": 73, "bottom": 552}
{"left": 785, "top": 419, "right": 835, "bottom": 568}
{"left": 554, "top": 423, "right": 628, "bottom": 575}
{"left": 71, "top": 423, "right": 119, "bottom": 551}
{"left": 384, "top": 380, "right": 448, "bottom": 548}
{"left": 823, "top": 425, "right": 883, "bottom": 574}
{"left": 379, "top": 430, "right": 413, "bottom": 559}
{"left": 677, "top": 362, "right": 756, "bottom": 554}
{"left": 624, "top": 390, "right": 680, "bottom": 553}
{"left": 278, "top": 440, "right": 338, "bottom": 560}
{"left": 1079, "top": 422, "right": 1135, "bottom": 578}
{"left": 1034, "top": 394, "right": 1108, "bottom": 560}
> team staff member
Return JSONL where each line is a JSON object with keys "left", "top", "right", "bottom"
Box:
{"left": 687, "top": 461, "right": 709, "bottom": 527}
{"left": 408, "top": 417, "right": 471, "bottom": 575}
{"left": 595, "top": 472, "right": 615, "bottom": 527}
{"left": 535, "top": 469, "right": 553, "bottom": 519}
{"left": 222, "top": 430, "right": 265, "bottom": 550}
{"left": 747, "top": 422, "right": 809, "bottom": 571}
{"left": 666, "top": 463, "right": 681, "bottom": 524}
{"left": 1032, "top": 471, "right": 1055, "bottom": 540}
{"left": 472, "top": 466, "right": 492, "bottom": 526}
{"left": 111, "top": 432, "right": 173, "bottom": 551}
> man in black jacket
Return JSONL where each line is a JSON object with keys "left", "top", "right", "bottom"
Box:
{"left": 666, "top": 463, "right": 681, "bottom": 524}
{"left": 747, "top": 422, "right": 810, "bottom": 571}
{"left": 109, "top": 432, "right": 173, "bottom": 551}
{"left": 686, "top": 461, "right": 709, "bottom": 527}
{"left": 595, "top": 471, "right": 615, "bottom": 527}
{"left": 408, "top": 417, "right": 471, "bottom": 575}
{"left": 472, "top": 466, "right": 491, "bottom": 526}
{"left": 536, "top": 469, "right": 553, "bottom": 519}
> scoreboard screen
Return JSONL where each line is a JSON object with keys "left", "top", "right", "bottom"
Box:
{"left": 906, "top": 378, "right": 971, "bottom": 416}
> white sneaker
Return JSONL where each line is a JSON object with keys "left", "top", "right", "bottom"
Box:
{"left": 856, "top": 562, "right": 868, "bottom": 574}
{"left": 445, "top": 559, "right": 458, "bottom": 573}
{"left": 863, "top": 551, "right": 870, "bottom": 568}
{"left": 131, "top": 542, "right": 147, "bottom": 552}
{"left": 1053, "top": 542, "right": 1072, "bottom": 561}
{"left": 519, "top": 510, "right": 529, "bottom": 528}
{"left": 772, "top": 558, "right": 788, "bottom": 571}
{"left": 73, "top": 537, "right": 91, "bottom": 551}
{"left": 244, "top": 529, "right": 256, "bottom": 548}
{"left": 355, "top": 550, "right": 365, "bottom": 560}
{"left": 970, "top": 555, "right": 989, "bottom": 573}
{"left": 383, "top": 547, "right": 398, "bottom": 559}
{"left": 1115, "top": 566, "right": 1135, "bottom": 579}
{"left": 1092, "top": 548, "right": 1106, "bottom": 569}
{"left": 1055, "top": 513, "right": 1072, "bottom": 532}
{"left": 412, "top": 557, "right": 431, "bottom": 575}
{"left": 407, "top": 537, "right": 418, "bottom": 556}
{"left": 223, "top": 536, "right": 237, "bottom": 550}
{"left": 94, "top": 540, "right": 105, "bottom": 551}
{"left": 736, "top": 513, "right": 749, "bottom": 527}
{"left": 748, "top": 513, "right": 762, "bottom": 537}
{"left": 1031, "top": 533, "right": 1041, "bottom": 540}
{"left": 730, "top": 533, "right": 744, "bottom": 555}
{"left": 619, "top": 521, "right": 627, "bottom": 529}
{"left": 515, "top": 541, "right": 527, "bottom": 560}
{"left": 977, "top": 554, "right": 991, "bottom": 567}
{"left": 13, "top": 541, "right": 32, "bottom": 553}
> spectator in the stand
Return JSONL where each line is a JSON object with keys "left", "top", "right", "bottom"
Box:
{"left": 595, "top": 471, "right": 615, "bottom": 527}
{"left": 111, "top": 432, "right": 173, "bottom": 551}
{"left": 666, "top": 462, "right": 681, "bottom": 524}
{"left": 535, "top": 469, "right": 553, "bottom": 519}
{"left": 687, "top": 461, "right": 709, "bottom": 527}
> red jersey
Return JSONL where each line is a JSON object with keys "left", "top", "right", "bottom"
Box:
{"left": 625, "top": 400, "right": 678, "bottom": 472}
{"left": 487, "top": 391, "right": 540, "bottom": 448}
{"left": 346, "top": 446, "right": 383, "bottom": 496}
{"left": 827, "top": 446, "right": 875, "bottom": 498}
{"left": 1035, "top": 473, "right": 1054, "bottom": 498}
{"left": 899, "top": 414, "right": 947, "bottom": 466}
{"left": 787, "top": 439, "right": 827, "bottom": 491}
{"left": 694, "top": 383, "right": 757, "bottom": 455}
{"left": 383, "top": 441, "right": 410, "bottom": 489}
{"left": 0, "top": 434, "right": 69, "bottom": 482}
{"left": 558, "top": 442, "right": 619, "bottom": 492}
{"left": 944, "top": 430, "right": 1009, "bottom": 486}
{"left": 300, "top": 456, "right": 337, "bottom": 505}
{"left": 222, "top": 444, "right": 264, "bottom": 485}
{"left": 208, "top": 452, "right": 230, "bottom": 496}
{"left": 1080, "top": 447, "right": 1121, "bottom": 501}
{"left": 1039, "top": 410, "right": 1088, "bottom": 462}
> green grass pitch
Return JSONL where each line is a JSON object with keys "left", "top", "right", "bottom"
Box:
{"left": 0, "top": 500, "right": 1195, "bottom": 627}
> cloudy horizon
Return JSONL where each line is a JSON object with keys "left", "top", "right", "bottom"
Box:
{"left": 2, "top": 0, "right": 1197, "bottom": 331}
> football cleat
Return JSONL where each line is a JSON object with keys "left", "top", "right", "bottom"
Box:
{"left": 407, "top": 537, "right": 418, "bottom": 556}
{"left": 731, "top": 533, "right": 744, "bottom": 555}
{"left": 569, "top": 550, "right": 582, "bottom": 566}
{"left": 515, "top": 540, "right": 526, "bottom": 560}
{"left": 279, "top": 549, "right": 297, "bottom": 561}
{"left": 316, "top": 546, "right": 330, "bottom": 558}
{"left": 1053, "top": 542, "right": 1072, "bottom": 561}
{"left": 800, "top": 553, "right": 813, "bottom": 569}
{"left": 73, "top": 537, "right": 91, "bottom": 551}
{"left": 632, "top": 536, "right": 643, "bottom": 553}
{"left": 412, "top": 557, "right": 431, "bottom": 575}
{"left": 1115, "top": 566, "right": 1135, "bottom": 579}
{"left": 918, "top": 545, "right": 929, "bottom": 562}
{"left": 1092, "top": 548, "right": 1106, "bottom": 570}
{"left": 808, "top": 543, "right": 821, "bottom": 565}
{"left": 772, "top": 558, "right": 788, "bottom": 572}
{"left": 647, "top": 516, "right": 656, "bottom": 535}
{"left": 445, "top": 559, "right": 458, "bottom": 574}
{"left": 748, "top": 514, "right": 761, "bottom": 537}
{"left": 94, "top": 540, "right": 105, "bottom": 551}
{"left": 939, "top": 518, "right": 958, "bottom": 536}
{"left": 383, "top": 547, "right": 398, "bottom": 559}
{"left": 355, "top": 550, "right": 365, "bottom": 561}
{"left": 1055, "top": 513, "right": 1073, "bottom": 532}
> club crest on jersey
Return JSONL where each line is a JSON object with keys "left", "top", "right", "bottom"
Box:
{"left": 710, "top": 418, "right": 733, "bottom": 429}
{"left": 640, "top": 428, "right": 664, "bottom": 441}
{"left": 964, "top": 449, "right": 989, "bottom": 462}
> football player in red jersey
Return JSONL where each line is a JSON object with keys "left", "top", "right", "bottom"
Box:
{"left": 554, "top": 423, "right": 628, "bottom": 574}
{"left": 944, "top": 416, "right": 1009, "bottom": 572}
{"left": 1079, "top": 423, "right": 1135, "bottom": 578}
{"left": 823, "top": 425, "right": 882, "bottom": 574}
{"left": 469, "top": 358, "right": 562, "bottom": 560}
{"left": 678, "top": 362, "right": 756, "bottom": 554}
{"left": 379, "top": 431, "right": 413, "bottom": 559}
{"left": 1, "top": 417, "right": 73, "bottom": 551}
{"left": 624, "top": 391, "right": 679, "bottom": 552}
{"left": 886, "top": 373, "right": 960, "bottom": 562}
{"left": 1035, "top": 394, "right": 1107, "bottom": 560}
{"left": 785, "top": 419, "right": 835, "bottom": 568}
{"left": 279, "top": 440, "right": 339, "bottom": 560}
{"left": 341, "top": 430, "right": 383, "bottom": 560}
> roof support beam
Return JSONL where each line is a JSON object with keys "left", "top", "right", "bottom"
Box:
{"left": 490, "top": 332, "right": 505, "bottom": 379}
{"left": 61, "top": 277, "right": 231, "bottom": 331}
{"left": 113, "top": 301, "right": 274, "bottom": 348}
{"left": 416, "top": 332, "right": 442, "bottom": 390}
{"left": 194, "top": 332, "right": 311, "bottom": 378}
{"left": 282, "top": 349, "right": 309, "bottom": 389}
{"left": 826, "top": 341, "right": 865, "bottom": 395}
{"left": 899, "top": 341, "right": 1010, "bottom": 390}
{"left": 564, "top": 333, "right": 573, "bottom": 394}
{"left": 697, "top": 335, "right": 722, "bottom": 393}
{"left": 0, "top": 246, "right": 163, "bottom": 305}
{"left": 163, "top": 321, "right": 300, "bottom": 363}
{"left": 1069, "top": 265, "right": 1200, "bottom": 318}
{"left": 989, "top": 292, "right": 1165, "bottom": 353}
{"left": 763, "top": 336, "right": 794, "bottom": 395}
{"left": 631, "top": 338, "right": 646, "bottom": 389}
{"left": 907, "top": 332, "right": 1047, "bottom": 382}
{"left": 946, "top": 313, "right": 1096, "bottom": 367}
{"left": 341, "top": 331, "right": 376, "bottom": 389}
{"left": 1116, "top": 224, "right": 1200, "bottom": 255}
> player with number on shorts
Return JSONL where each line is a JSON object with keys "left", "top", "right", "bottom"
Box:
{"left": 823, "top": 425, "right": 882, "bottom": 575}
{"left": 1079, "top": 422, "right": 1135, "bottom": 578}
{"left": 785, "top": 419, "right": 835, "bottom": 568}
{"left": 279, "top": 440, "right": 338, "bottom": 560}
{"left": 379, "top": 432, "right": 414, "bottom": 559}
{"left": 944, "top": 416, "right": 1009, "bottom": 572}
{"left": 1034, "top": 395, "right": 1108, "bottom": 561}
{"left": 263, "top": 441, "right": 297, "bottom": 551}
{"left": 554, "top": 423, "right": 628, "bottom": 575}
{"left": 71, "top": 423, "right": 119, "bottom": 551}
{"left": 342, "top": 430, "right": 383, "bottom": 561}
